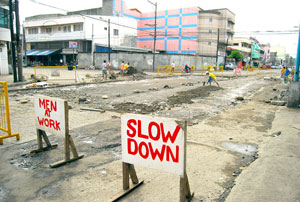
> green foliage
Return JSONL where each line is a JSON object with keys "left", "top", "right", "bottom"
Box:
{"left": 228, "top": 50, "right": 243, "bottom": 63}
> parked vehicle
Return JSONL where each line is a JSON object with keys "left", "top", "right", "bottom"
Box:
{"left": 225, "top": 63, "right": 236, "bottom": 70}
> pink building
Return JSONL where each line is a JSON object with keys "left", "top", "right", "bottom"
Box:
{"left": 113, "top": 0, "right": 198, "bottom": 54}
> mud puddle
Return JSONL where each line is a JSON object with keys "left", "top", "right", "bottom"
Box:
{"left": 221, "top": 142, "right": 258, "bottom": 156}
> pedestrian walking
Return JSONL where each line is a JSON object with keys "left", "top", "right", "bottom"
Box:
{"left": 206, "top": 71, "right": 220, "bottom": 87}
{"left": 120, "top": 61, "right": 125, "bottom": 77}
{"left": 102, "top": 60, "right": 108, "bottom": 80}
{"left": 171, "top": 61, "right": 175, "bottom": 73}
{"left": 284, "top": 66, "right": 290, "bottom": 84}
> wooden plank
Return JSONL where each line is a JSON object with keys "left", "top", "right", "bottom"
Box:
{"left": 128, "top": 164, "right": 139, "bottom": 184}
{"left": 68, "top": 135, "right": 79, "bottom": 158}
{"left": 49, "top": 154, "right": 84, "bottom": 168}
{"left": 64, "top": 101, "right": 70, "bottom": 161}
{"left": 30, "top": 144, "right": 58, "bottom": 154}
{"left": 37, "top": 129, "right": 43, "bottom": 150}
{"left": 110, "top": 180, "right": 144, "bottom": 202}
{"left": 41, "top": 130, "right": 52, "bottom": 147}
{"left": 123, "top": 162, "right": 129, "bottom": 190}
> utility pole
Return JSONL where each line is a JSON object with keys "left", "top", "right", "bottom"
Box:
{"left": 153, "top": 2, "right": 157, "bottom": 72}
{"left": 294, "top": 25, "right": 300, "bottom": 82}
{"left": 91, "top": 24, "right": 94, "bottom": 66}
{"left": 9, "top": 0, "right": 17, "bottom": 82}
{"left": 23, "top": 26, "right": 27, "bottom": 67}
{"left": 215, "top": 28, "right": 220, "bottom": 67}
{"left": 223, "top": 38, "right": 228, "bottom": 68}
{"left": 147, "top": 0, "right": 157, "bottom": 72}
{"left": 15, "top": 0, "right": 23, "bottom": 82}
{"left": 108, "top": 19, "right": 111, "bottom": 62}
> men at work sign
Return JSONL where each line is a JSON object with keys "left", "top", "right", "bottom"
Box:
{"left": 34, "top": 95, "right": 66, "bottom": 135}
{"left": 121, "top": 114, "right": 185, "bottom": 176}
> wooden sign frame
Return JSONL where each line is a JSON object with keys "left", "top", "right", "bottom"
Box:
{"left": 31, "top": 97, "right": 84, "bottom": 168}
{"left": 112, "top": 116, "right": 193, "bottom": 202}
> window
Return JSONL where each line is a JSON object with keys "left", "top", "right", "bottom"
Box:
{"left": 208, "top": 42, "right": 211, "bottom": 45}
{"left": 113, "top": 29, "right": 119, "bottom": 36}
{"left": 64, "top": 26, "right": 71, "bottom": 32}
{"left": 73, "top": 24, "right": 83, "bottom": 31}
{"left": 0, "top": 48, "right": 2, "bottom": 52}
{"left": 0, "top": 8, "right": 8, "bottom": 29}
{"left": 28, "top": 28, "right": 38, "bottom": 35}
{"left": 209, "top": 17, "right": 213, "bottom": 22}
{"left": 233, "top": 43, "right": 239, "bottom": 46}
{"left": 209, "top": 29, "right": 212, "bottom": 33}
{"left": 46, "top": 28, "right": 52, "bottom": 34}
{"left": 58, "top": 27, "right": 62, "bottom": 31}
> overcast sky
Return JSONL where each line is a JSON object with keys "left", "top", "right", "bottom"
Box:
{"left": 20, "top": 0, "right": 300, "bottom": 56}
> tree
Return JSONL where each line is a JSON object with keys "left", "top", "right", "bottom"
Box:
{"left": 227, "top": 50, "right": 243, "bottom": 64}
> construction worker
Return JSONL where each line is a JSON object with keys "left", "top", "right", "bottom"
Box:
{"left": 206, "top": 71, "right": 220, "bottom": 87}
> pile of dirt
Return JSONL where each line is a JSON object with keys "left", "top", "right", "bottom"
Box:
{"left": 126, "top": 66, "right": 137, "bottom": 75}
{"left": 113, "top": 102, "right": 164, "bottom": 114}
{"left": 167, "top": 86, "right": 221, "bottom": 105}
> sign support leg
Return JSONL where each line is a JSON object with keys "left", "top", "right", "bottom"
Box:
{"left": 30, "top": 129, "right": 57, "bottom": 154}
{"left": 180, "top": 173, "right": 194, "bottom": 202}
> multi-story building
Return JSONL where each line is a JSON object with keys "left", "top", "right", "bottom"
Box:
{"left": 0, "top": 1, "right": 10, "bottom": 75}
{"left": 113, "top": 0, "right": 235, "bottom": 58}
{"left": 24, "top": 0, "right": 235, "bottom": 66}
{"left": 23, "top": 13, "right": 137, "bottom": 66}
{"left": 229, "top": 37, "right": 252, "bottom": 63}
{"left": 197, "top": 9, "right": 235, "bottom": 58}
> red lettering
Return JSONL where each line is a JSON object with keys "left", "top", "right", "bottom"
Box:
{"left": 139, "top": 141, "right": 149, "bottom": 159}
{"left": 39, "top": 98, "right": 45, "bottom": 109}
{"left": 50, "top": 119, "right": 55, "bottom": 129}
{"left": 44, "top": 109, "right": 51, "bottom": 117}
{"left": 138, "top": 120, "right": 148, "bottom": 139}
{"left": 166, "top": 145, "right": 179, "bottom": 163}
{"left": 160, "top": 124, "right": 181, "bottom": 144}
{"left": 149, "top": 142, "right": 165, "bottom": 162}
{"left": 128, "top": 138, "right": 138, "bottom": 155}
{"left": 44, "top": 118, "right": 49, "bottom": 127}
{"left": 51, "top": 101, "right": 57, "bottom": 112}
{"left": 39, "top": 98, "right": 57, "bottom": 112}
{"left": 55, "top": 121, "right": 61, "bottom": 131}
{"left": 148, "top": 121, "right": 160, "bottom": 141}
{"left": 37, "top": 117, "right": 44, "bottom": 126}
{"left": 127, "top": 119, "right": 137, "bottom": 137}
{"left": 46, "top": 100, "right": 50, "bottom": 110}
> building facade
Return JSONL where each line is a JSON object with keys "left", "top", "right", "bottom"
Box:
{"left": 0, "top": 2, "right": 10, "bottom": 75}
{"left": 24, "top": 0, "right": 236, "bottom": 67}
{"left": 113, "top": 0, "right": 235, "bottom": 57}
{"left": 23, "top": 13, "right": 137, "bottom": 66}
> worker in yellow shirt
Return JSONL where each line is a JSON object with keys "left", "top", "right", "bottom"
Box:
{"left": 206, "top": 71, "right": 220, "bottom": 87}
{"left": 281, "top": 66, "right": 285, "bottom": 78}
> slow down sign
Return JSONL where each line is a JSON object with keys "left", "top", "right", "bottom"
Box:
{"left": 121, "top": 114, "right": 186, "bottom": 176}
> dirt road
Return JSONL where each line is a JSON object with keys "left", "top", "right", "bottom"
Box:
{"left": 1, "top": 71, "right": 296, "bottom": 202}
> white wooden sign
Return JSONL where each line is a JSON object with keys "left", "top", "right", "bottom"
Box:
{"left": 121, "top": 114, "right": 186, "bottom": 176}
{"left": 34, "top": 95, "right": 66, "bottom": 136}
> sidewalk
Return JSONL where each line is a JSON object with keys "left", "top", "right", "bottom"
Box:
{"left": 226, "top": 108, "right": 300, "bottom": 202}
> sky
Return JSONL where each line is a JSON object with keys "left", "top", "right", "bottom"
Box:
{"left": 19, "top": 0, "right": 300, "bottom": 57}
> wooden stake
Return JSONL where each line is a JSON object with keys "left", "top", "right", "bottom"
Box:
{"left": 123, "top": 162, "right": 139, "bottom": 190}
{"left": 30, "top": 129, "right": 57, "bottom": 154}
{"left": 49, "top": 101, "right": 84, "bottom": 168}
{"left": 179, "top": 121, "right": 194, "bottom": 202}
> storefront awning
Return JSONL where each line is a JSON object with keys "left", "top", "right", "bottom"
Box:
{"left": 26, "top": 50, "right": 58, "bottom": 56}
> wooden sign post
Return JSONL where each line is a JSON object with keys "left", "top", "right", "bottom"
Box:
{"left": 112, "top": 114, "right": 193, "bottom": 202}
{"left": 31, "top": 95, "right": 83, "bottom": 168}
